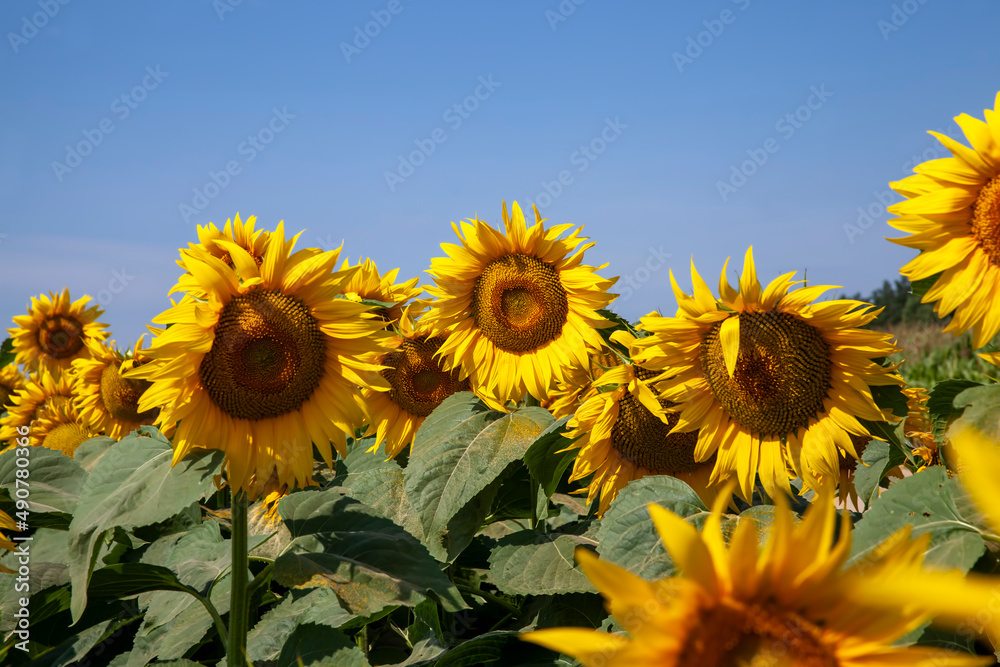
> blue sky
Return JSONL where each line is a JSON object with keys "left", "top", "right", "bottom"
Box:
{"left": 1, "top": 1, "right": 999, "bottom": 343}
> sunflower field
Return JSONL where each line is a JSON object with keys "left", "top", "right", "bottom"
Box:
{"left": 7, "top": 95, "right": 1000, "bottom": 667}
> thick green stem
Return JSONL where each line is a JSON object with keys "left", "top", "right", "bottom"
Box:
{"left": 228, "top": 489, "right": 250, "bottom": 667}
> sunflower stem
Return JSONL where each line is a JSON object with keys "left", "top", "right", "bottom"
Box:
{"left": 228, "top": 489, "right": 250, "bottom": 667}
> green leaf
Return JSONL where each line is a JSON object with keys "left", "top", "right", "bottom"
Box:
{"left": 66, "top": 434, "right": 224, "bottom": 622}
{"left": 952, "top": 383, "right": 1000, "bottom": 441}
{"left": 275, "top": 488, "right": 466, "bottom": 614}
{"left": 433, "top": 631, "right": 520, "bottom": 667}
{"left": 928, "top": 379, "right": 984, "bottom": 443}
{"left": 0, "top": 338, "right": 14, "bottom": 368}
{"left": 908, "top": 273, "right": 941, "bottom": 298}
{"left": 277, "top": 623, "right": 370, "bottom": 667}
{"left": 248, "top": 588, "right": 354, "bottom": 662}
{"left": 524, "top": 417, "right": 578, "bottom": 500}
{"left": 849, "top": 467, "right": 986, "bottom": 572}
{"left": 595, "top": 476, "right": 708, "bottom": 580}
{"left": 0, "top": 529, "right": 70, "bottom": 632}
{"left": 87, "top": 563, "right": 190, "bottom": 599}
{"left": 489, "top": 530, "right": 598, "bottom": 596}
{"left": 129, "top": 574, "right": 231, "bottom": 665}
{"left": 26, "top": 618, "right": 112, "bottom": 667}
{"left": 871, "top": 382, "right": 909, "bottom": 420}
{"left": 405, "top": 394, "right": 552, "bottom": 541}
{"left": 0, "top": 447, "right": 87, "bottom": 514}
{"left": 73, "top": 437, "right": 118, "bottom": 473}
{"left": 852, "top": 440, "right": 905, "bottom": 508}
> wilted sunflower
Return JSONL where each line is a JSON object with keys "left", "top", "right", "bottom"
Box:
{"left": 361, "top": 306, "right": 469, "bottom": 459}
{"left": 424, "top": 201, "right": 617, "bottom": 408}
{"left": 338, "top": 257, "right": 422, "bottom": 327}
{"left": 565, "top": 363, "right": 717, "bottom": 515}
{"left": 71, "top": 337, "right": 158, "bottom": 439}
{"left": 0, "top": 369, "right": 75, "bottom": 444}
{"left": 523, "top": 487, "right": 994, "bottom": 666}
{"left": 632, "top": 248, "right": 903, "bottom": 500}
{"left": 0, "top": 364, "right": 25, "bottom": 412}
{"left": 887, "top": 92, "right": 1000, "bottom": 350}
{"left": 30, "top": 402, "right": 100, "bottom": 457}
{"left": 125, "top": 222, "right": 390, "bottom": 499}
{"left": 172, "top": 213, "right": 270, "bottom": 297}
{"left": 544, "top": 346, "right": 622, "bottom": 420}
{"left": 8, "top": 289, "right": 109, "bottom": 373}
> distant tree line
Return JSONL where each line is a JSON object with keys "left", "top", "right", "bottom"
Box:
{"left": 841, "top": 276, "right": 941, "bottom": 327}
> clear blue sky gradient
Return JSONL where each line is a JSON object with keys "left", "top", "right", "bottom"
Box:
{"left": 2, "top": 1, "right": 999, "bottom": 343}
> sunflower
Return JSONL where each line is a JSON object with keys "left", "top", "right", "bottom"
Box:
{"left": 522, "top": 487, "right": 994, "bottom": 666}
{"left": 632, "top": 248, "right": 903, "bottom": 500}
{"left": 565, "top": 363, "right": 718, "bottom": 516}
{"left": 124, "top": 222, "right": 391, "bottom": 499}
{"left": 338, "top": 257, "right": 422, "bottom": 327}
{"left": 172, "top": 213, "right": 270, "bottom": 297}
{"left": 0, "top": 510, "right": 19, "bottom": 573}
{"left": 903, "top": 386, "right": 939, "bottom": 470}
{"left": 544, "top": 346, "right": 623, "bottom": 420}
{"left": 0, "top": 364, "right": 25, "bottom": 412}
{"left": 0, "top": 369, "right": 75, "bottom": 445}
{"left": 424, "top": 201, "right": 617, "bottom": 409}
{"left": 8, "top": 289, "right": 109, "bottom": 374}
{"left": 886, "top": 92, "right": 1000, "bottom": 350}
{"left": 30, "top": 401, "right": 100, "bottom": 457}
{"left": 361, "top": 306, "right": 469, "bottom": 459}
{"left": 71, "top": 337, "right": 158, "bottom": 439}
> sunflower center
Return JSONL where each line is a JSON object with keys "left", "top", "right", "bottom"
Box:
{"left": 43, "top": 422, "right": 92, "bottom": 457}
{"left": 971, "top": 176, "right": 1000, "bottom": 266}
{"left": 472, "top": 253, "right": 569, "bottom": 353}
{"left": 701, "top": 312, "right": 832, "bottom": 437}
{"left": 37, "top": 315, "right": 85, "bottom": 359}
{"left": 99, "top": 363, "right": 158, "bottom": 423}
{"left": 679, "top": 599, "right": 837, "bottom": 666}
{"left": 199, "top": 289, "right": 326, "bottom": 421}
{"left": 841, "top": 434, "right": 871, "bottom": 473}
{"left": 610, "top": 391, "right": 705, "bottom": 474}
{"left": 381, "top": 336, "right": 469, "bottom": 417}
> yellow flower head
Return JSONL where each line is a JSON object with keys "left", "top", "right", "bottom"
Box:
{"left": 71, "top": 338, "right": 158, "bottom": 439}
{"left": 172, "top": 213, "right": 270, "bottom": 298}
{"left": 0, "top": 369, "right": 75, "bottom": 445}
{"left": 125, "top": 221, "right": 391, "bottom": 499}
{"left": 632, "top": 248, "right": 903, "bottom": 501}
{"left": 523, "top": 487, "right": 993, "bottom": 666}
{"left": 888, "top": 92, "right": 1000, "bottom": 349}
{"left": 8, "top": 289, "right": 109, "bottom": 374}
{"left": 338, "top": 257, "right": 422, "bottom": 328}
{"left": 0, "top": 364, "right": 26, "bottom": 412}
{"left": 424, "top": 201, "right": 617, "bottom": 408}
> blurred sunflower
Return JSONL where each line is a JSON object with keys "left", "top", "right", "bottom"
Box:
{"left": 31, "top": 401, "right": 100, "bottom": 457}
{"left": 565, "top": 363, "right": 717, "bottom": 515}
{"left": 338, "top": 257, "right": 422, "bottom": 327}
{"left": 361, "top": 306, "right": 469, "bottom": 458}
{"left": 888, "top": 92, "right": 1000, "bottom": 350}
{"left": 8, "top": 289, "right": 109, "bottom": 373}
{"left": 125, "top": 222, "right": 390, "bottom": 499}
{"left": 632, "top": 248, "right": 903, "bottom": 500}
{"left": 72, "top": 337, "right": 158, "bottom": 439}
{"left": 172, "top": 213, "right": 270, "bottom": 297}
{"left": 0, "top": 369, "right": 75, "bottom": 445}
{"left": 523, "top": 487, "right": 994, "bottom": 666}
{"left": 424, "top": 201, "right": 616, "bottom": 408}
{"left": 0, "top": 364, "right": 25, "bottom": 412}
{"left": 0, "top": 510, "right": 19, "bottom": 573}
